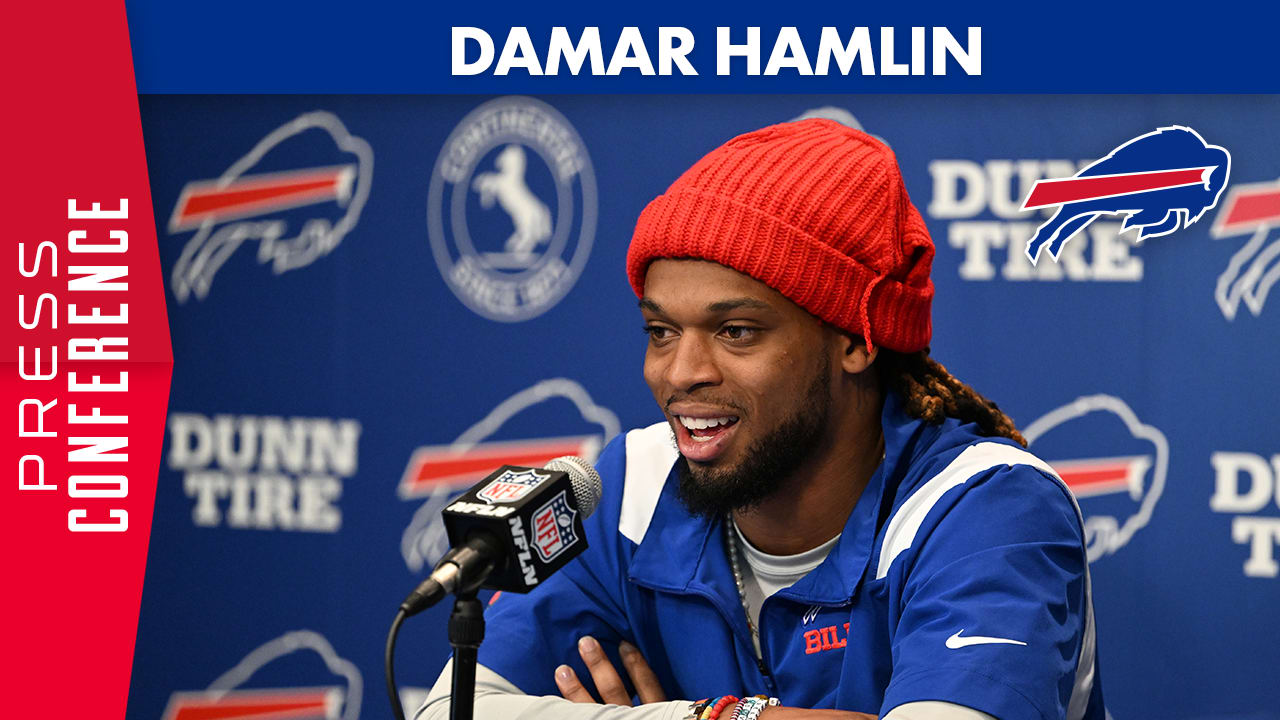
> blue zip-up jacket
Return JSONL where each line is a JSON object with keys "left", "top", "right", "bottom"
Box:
{"left": 477, "top": 391, "right": 1104, "bottom": 720}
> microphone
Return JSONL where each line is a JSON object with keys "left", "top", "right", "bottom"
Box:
{"left": 398, "top": 455, "right": 603, "bottom": 616}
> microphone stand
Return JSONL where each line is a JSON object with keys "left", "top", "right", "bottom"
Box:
{"left": 389, "top": 538, "right": 497, "bottom": 720}
{"left": 448, "top": 587, "right": 485, "bottom": 720}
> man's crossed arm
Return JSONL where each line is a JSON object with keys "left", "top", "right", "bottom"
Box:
{"left": 416, "top": 635, "right": 984, "bottom": 720}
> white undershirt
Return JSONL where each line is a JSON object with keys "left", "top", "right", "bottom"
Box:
{"left": 731, "top": 520, "right": 842, "bottom": 656}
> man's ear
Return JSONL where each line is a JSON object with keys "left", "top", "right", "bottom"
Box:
{"left": 837, "top": 332, "right": 877, "bottom": 375}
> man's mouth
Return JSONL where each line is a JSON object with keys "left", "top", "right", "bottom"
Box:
{"left": 672, "top": 413, "right": 740, "bottom": 463}
{"left": 678, "top": 414, "right": 739, "bottom": 440}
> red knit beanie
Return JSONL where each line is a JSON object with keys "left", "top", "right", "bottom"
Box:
{"left": 627, "top": 118, "right": 934, "bottom": 353}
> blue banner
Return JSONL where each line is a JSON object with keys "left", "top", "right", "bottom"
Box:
{"left": 124, "top": 1, "right": 1280, "bottom": 93}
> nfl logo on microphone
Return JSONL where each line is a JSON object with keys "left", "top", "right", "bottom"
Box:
{"left": 477, "top": 468, "right": 551, "bottom": 504}
{"left": 532, "top": 491, "right": 579, "bottom": 563}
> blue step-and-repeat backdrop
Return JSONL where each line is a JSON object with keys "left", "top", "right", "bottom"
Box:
{"left": 129, "top": 95, "right": 1280, "bottom": 720}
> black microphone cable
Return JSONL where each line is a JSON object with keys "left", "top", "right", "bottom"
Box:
{"left": 386, "top": 540, "right": 496, "bottom": 720}
{"left": 387, "top": 608, "right": 409, "bottom": 720}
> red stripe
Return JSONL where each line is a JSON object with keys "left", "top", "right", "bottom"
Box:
{"left": 1059, "top": 466, "right": 1130, "bottom": 490}
{"left": 1023, "top": 167, "right": 1210, "bottom": 209}
{"left": 179, "top": 174, "right": 342, "bottom": 220}
{"left": 1219, "top": 186, "right": 1280, "bottom": 230}
{"left": 1049, "top": 457, "right": 1148, "bottom": 498}
{"left": 170, "top": 691, "right": 330, "bottom": 720}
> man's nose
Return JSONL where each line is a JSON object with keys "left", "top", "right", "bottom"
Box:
{"left": 665, "top": 334, "right": 722, "bottom": 391}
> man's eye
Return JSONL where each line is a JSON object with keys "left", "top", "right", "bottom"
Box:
{"left": 642, "top": 325, "right": 671, "bottom": 341}
{"left": 720, "top": 325, "right": 757, "bottom": 341}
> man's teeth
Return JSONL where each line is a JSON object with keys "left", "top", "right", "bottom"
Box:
{"left": 677, "top": 415, "right": 738, "bottom": 430}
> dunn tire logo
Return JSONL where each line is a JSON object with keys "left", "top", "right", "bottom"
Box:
{"left": 427, "top": 97, "right": 598, "bottom": 322}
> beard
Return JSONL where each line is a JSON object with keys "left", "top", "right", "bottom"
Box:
{"left": 673, "top": 355, "right": 831, "bottom": 519}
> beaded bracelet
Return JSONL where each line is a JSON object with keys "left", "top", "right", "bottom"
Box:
{"left": 728, "top": 695, "right": 779, "bottom": 720}
{"left": 703, "top": 695, "right": 740, "bottom": 720}
{"left": 689, "top": 698, "right": 715, "bottom": 717}
{"left": 688, "top": 696, "right": 724, "bottom": 720}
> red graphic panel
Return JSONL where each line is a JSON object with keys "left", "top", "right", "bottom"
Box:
{"left": 5, "top": 3, "right": 172, "bottom": 720}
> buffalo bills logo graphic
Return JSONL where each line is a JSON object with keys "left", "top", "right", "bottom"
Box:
{"left": 531, "top": 489, "right": 579, "bottom": 562}
{"left": 1023, "top": 395, "right": 1169, "bottom": 562}
{"left": 476, "top": 467, "right": 551, "bottom": 504}
{"left": 1022, "top": 126, "right": 1230, "bottom": 264}
{"left": 790, "top": 106, "right": 886, "bottom": 145}
{"left": 160, "top": 630, "right": 362, "bottom": 720}
{"left": 398, "top": 378, "right": 619, "bottom": 573}
{"left": 167, "top": 111, "right": 373, "bottom": 303}
{"left": 1210, "top": 178, "right": 1280, "bottom": 320}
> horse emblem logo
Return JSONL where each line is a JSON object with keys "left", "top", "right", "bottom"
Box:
{"left": 473, "top": 145, "right": 553, "bottom": 265}
{"left": 428, "top": 96, "right": 597, "bottom": 322}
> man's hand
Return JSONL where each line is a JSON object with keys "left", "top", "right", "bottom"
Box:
{"left": 554, "top": 636, "right": 667, "bottom": 705}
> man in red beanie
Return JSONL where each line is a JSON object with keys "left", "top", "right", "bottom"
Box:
{"left": 418, "top": 119, "right": 1102, "bottom": 720}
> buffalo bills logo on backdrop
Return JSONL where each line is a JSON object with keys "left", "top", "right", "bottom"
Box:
{"left": 427, "top": 96, "right": 598, "bottom": 322}
{"left": 160, "top": 630, "right": 361, "bottom": 720}
{"left": 167, "top": 111, "right": 373, "bottom": 302}
{"left": 1022, "top": 126, "right": 1230, "bottom": 264}
{"left": 397, "top": 378, "right": 619, "bottom": 573}
{"left": 1023, "top": 394, "right": 1170, "bottom": 562}
{"left": 790, "top": 106, "right": 886, "bottom": 145}
{"left": 1210, "top": 178, "right": 1280, "bottom": 320}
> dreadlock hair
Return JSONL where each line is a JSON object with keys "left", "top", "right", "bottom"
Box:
{"left": 877, "top": 348, "right": 1027, "bottom": 447}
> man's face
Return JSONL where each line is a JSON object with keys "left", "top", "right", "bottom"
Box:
{"left": 640, "top": 259, "right": 836, "bottom": 517}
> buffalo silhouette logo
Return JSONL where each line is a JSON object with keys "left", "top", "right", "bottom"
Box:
{"left": 167, "top": 111, "right": 373, "bottom": 303}
{"left": 1022, "top": 126, "right": 1230, "bottom": 264}
{"left": 1210, "top": 178, "right": 1280, "bottom": 320}
{"left": 1023, "top": 394, "right": 1169, "bottom": 562}
{"left": 398, "top": 378, "right": 619, "bottom": 573}
{"left": 160, "top": 630, "right": 362, "bottom": 720}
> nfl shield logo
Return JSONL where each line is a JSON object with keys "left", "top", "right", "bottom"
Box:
{"left": 477, "top": 468, "right": 551, "bottom": 504}
{"left": 532, "top": 490, "right": 579, "bottom": 563}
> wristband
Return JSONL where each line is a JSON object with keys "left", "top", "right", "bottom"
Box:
{"left": 703, "top": 695, "right": 740, "bottom": 720}
{"left": 730, "top": 695, "right": 779, "bottom": 720}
